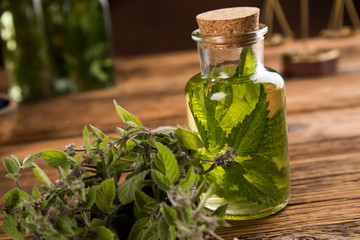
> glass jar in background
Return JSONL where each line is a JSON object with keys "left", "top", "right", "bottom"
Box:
{"left": 0, "top": 0, "right": 114, "bottom": 102}
{"left": 62, "top": 0, "right": 114, "bottom": 92}
{"left": 0, "top": 0, "right": 67, "bottom": 102}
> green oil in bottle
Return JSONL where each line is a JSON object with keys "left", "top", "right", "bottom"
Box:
{"left": 185, "top": 45, "right": 290, "bottom": 220}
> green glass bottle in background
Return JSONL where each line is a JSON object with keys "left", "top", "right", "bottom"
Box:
{"left": 62, "top": 0, "right": 114, "bottom": 92}
{"left": 0, "top": 0, "right": 63, "bottom": 101}
{"left": 185, "top": 8, "right": 290, "bottom": 220}
{"left": 0, "top": 0, "right": 114, "bottom": 102}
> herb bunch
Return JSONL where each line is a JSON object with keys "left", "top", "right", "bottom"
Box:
{"left": 1, "top": 101, "right": 229, "bottom": 240}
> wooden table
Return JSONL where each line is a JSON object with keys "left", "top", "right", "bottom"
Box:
{"left": 1, "top": 35, "right": 360, "bottom": 239}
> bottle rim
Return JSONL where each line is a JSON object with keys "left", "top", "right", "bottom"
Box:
{"left": 192, "top": 23, "right": 268, "bottom": 47}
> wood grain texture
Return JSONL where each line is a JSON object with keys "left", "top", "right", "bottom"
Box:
{"left": 1, "top": 34, "right": 360, "bottom": 239}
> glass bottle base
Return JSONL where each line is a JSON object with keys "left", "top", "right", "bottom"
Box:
{"left": 204, "top": 196, "right": 290, "bottom": 220}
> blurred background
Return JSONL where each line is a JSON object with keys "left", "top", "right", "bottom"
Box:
{"left": 108, "top": 0, "right": 360, "bottom": 56}
{"left": 0, "top": 0, "right": 359, "bottom": 98}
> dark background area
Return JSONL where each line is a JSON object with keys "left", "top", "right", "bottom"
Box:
{"left": 108, "top": 0, "right": 360, "bottom": 56}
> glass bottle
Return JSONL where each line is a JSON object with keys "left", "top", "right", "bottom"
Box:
{"left": 0, "top": 0, "right": 114, "bottom": 102}
{"left": 0, "top": 0, "right": 68, "bottom": 102}
{"left": 62, "top": 0, "right": 115, "bottom": 92}
{"left": 185, "top": 24, "right": 290, "bottom": 220}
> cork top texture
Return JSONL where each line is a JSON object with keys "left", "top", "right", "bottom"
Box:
{"left": 196, "top": 7, "right": 260, "bottom": 36}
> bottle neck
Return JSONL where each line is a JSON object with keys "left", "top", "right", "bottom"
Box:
{"left": 192, "top": 24, "right": 267, "bottom": 79}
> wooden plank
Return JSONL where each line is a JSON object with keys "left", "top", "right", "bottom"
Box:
{"left": 216, "top": 199, "right": 360, "bottom": 239}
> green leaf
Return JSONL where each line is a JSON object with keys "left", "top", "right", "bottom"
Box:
{"left": 42, "top": 150, "right": 75, "bottom": 169}
{"left": 2, "top": 214, "right": 24, "bottom": 240}
{"left": 158, "top": 216, "right": 175, "bottom": 240}
{"left": 151, "top": 169, "right": 172, "bottom": 191}
{"left": 128, "top": 217, "right": 151, "bottom": 240}
{"left": 95, "top": 178, "right": 116, "bottom": 213}
{"left": 153, "top": 126, "right": 176, "bottom": 134}
{"left": 3, "top": 189, "right": 28, "bottom": 208}
{"left": 57, "top": 216, "right": 74, "bottom": 236}
{"left": 95, "top": 226, "right": 115, "bottom": 240}
{"left": 23, "top": 152, "right": 43, "bottom": 168}
{"left": 117, "top": 170, "right": 149, "bottom": 205}
{"left": 161, "top": 203, "right": 178, "bottom": 226}
{"left": 126, "top": 139, "right": 137, "bottom": 151}
{"left": 196, "top": 184, "right": 214, "bottom": 213}
{"left": 235, "top": 46, "right": 257, "bottom": 77}
{"left": 228, "top": 84, "right": 269, "bottom": 156}
{"left": 223, "top": 162, "right": 281, "bottom": 204}
{"left": 188, "top": 79, "right": 226, "bottom": 152}
{"left": 90, "top": 124, "right": 106, "bottom": 139}
{"left": 179, "top": 166, "right": 195, "bottom": 191}
{"left": 31, "top": 186, "right": 41, "bottom": 200}
{"left": 219, "top": 83, "right": 260, "bottom": 133}
{"left": 179, "top": 205, "right": 192, "bottom": 224}
{"left": 90, "top": 218, "right": 103, "bottom": 228}
{"left": 82, "top": 187, "right": 96, "bottom": 209}
{"left": 83, "top": 126, "right": 91, "bottom": 153}
{"left": 175, "top": 128, "right": 204, "bottom": 150}
{"left": 32, "top": 163, "right": 53, "bottom": 186}
{"left": 5, "top": 173, "right": 20, "bottom": 180}
{"left": 153, "top": 142, "right": 179, "bottom": 183}
{"left": 4, "top": 157, "right": 18, "bottom": 174}
{"left": 134, "top": 191, "right": 157, "bottom": 212}
{"left": 10, "top": 155, "right": 22, "bottom": 167}
{"left": 211, "top": 203, "right": 228, "bottom": 217}
{"left": 114, "top": 100, "right": 143, "bottom": 127}
{"left": 142, "top": 222, "right": 159, "bottom": 240}
{"left": 256, "top": 108, "right": 288, "bottom": 159}
{"left": 20, "top": 217, "right": 38, "bottom": 231}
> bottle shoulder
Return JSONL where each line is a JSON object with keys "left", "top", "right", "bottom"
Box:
{"left": 186, "top": 67, "right": 285, "bottom": 90}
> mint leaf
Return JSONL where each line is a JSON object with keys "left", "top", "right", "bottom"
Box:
{"left": 188, "top": 80, "right": 226, "bottom": 152}
{"left": 219, "top": 83, "right": 260, "bottom": 133}
{"left": 31, "top": 186, "right": 41, "bottom": 200}
{"left": 4, "top": 157, "right": 18, "bottom": 174}
{"left": 90, "top": 124, "right": 106, "bottom": 139}
{"left": 95, "top": 226, "right": 115, "bottom": 240}
{"left": 161, "top": 203, "right": 178, "bottom": 226}
{"left": 179, "top": 166, "right": 195, "bottom": 191}
{"left": 42, "top": 150, "right": 75, "bottom": 169}
{"left": 228, "top": 84, "right": 269, "bottom": 156}
{"left": 256, "top": 108, "right": 288, "bottom": 159}
{"left": 223, "top": 162, "right": 281, "bottom": 204}
{"left": 152, "top": 142, "right": 179, "bottom": 183}
{"left": 3, "top": 188, "right": 28, "bottom": 208}
{"left": 134, "top": 191, "right": 157, "bottom": 212}
{"left": 175, "top": 128, "right": 204, "bottom": 150}
{"left": 2, "top": 214, "right": 24, "bottom": 240}
{"left": 57, "top": 216, "right": 75, "bottom": 236}
{"left": 82, "top": 187, "right": 96, "bottom": 209}
{"left": 32, "top": 163, "right": 53, "bottom": 186}
{"left": 235, "top": 46, "right": 257, "bottom": 77}
{"left": 179, "top": 206, "right": 192, "bottom": 224}
{"left": 128, "top": 217, "right": 151, "bottom": 240}
{"left": 117, "top": 170, "right": 149, "bottom": 205}
{"left": 95, "top": 178, "right": 116, "bottom": 213}
{"left": 158, "top": 216, "right": 175, "bottom": 240}
{"left": 114, "top": 100, "right": 142, "bottom": 127}
{"left": 83, "top": 126, "right": 91, "bottom": 154}
{"left": 151, "top": 169, "right": 172, "bottom": 191}
{"left": 22, "top": 152, "right": 43, "bottom": 168}
{"left": 211, "top": 203, "right": 228, "bottom": 217}
{"left": 142, "top": 222, "right": 159, "bottom": 240}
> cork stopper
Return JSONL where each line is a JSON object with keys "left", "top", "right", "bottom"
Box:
{"left": 196, "top": 7, "right": 260, "bottom": 36}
